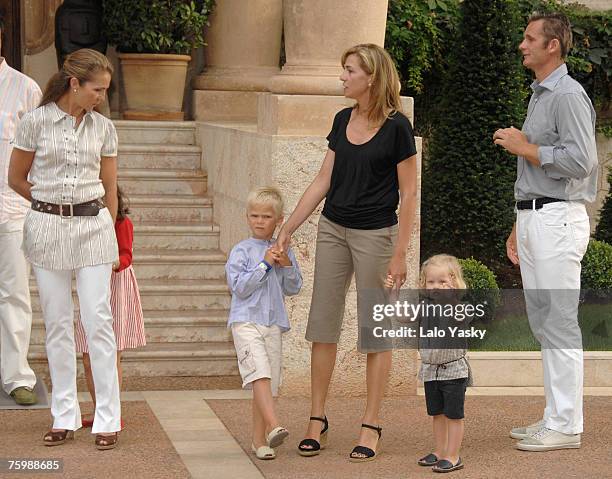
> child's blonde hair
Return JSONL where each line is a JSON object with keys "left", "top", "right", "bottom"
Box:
{"left": 419, "top": 254, "right": 467, "bottom": 289}
{"left": 246, "top": 186, "right": 284, "bottom": 218}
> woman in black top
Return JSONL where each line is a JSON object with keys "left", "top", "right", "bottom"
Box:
{"left": 276, "top": 44, "right": 418, "bottom": 462}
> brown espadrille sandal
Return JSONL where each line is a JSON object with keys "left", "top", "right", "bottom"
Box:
{"left": 95, "top": 432, "right": 118, "bottom": 450}
{"left": 43, "top": 429, "right": 74, "bottom": 446}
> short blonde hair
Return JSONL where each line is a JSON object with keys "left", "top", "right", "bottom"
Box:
{"left": 419, "top": 254, "right": 467, "bottom": 290}
{"left": 246, "top": 186, "right": 284, "bottom": 218}
{"left": 341, "top": 44, "right": 403, "bottom": 128}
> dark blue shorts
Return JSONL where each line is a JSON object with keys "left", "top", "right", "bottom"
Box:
{"left": 424, "top": 378, "right": 468, "bottom": 419}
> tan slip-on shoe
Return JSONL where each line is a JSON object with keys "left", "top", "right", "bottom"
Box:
{"left": 10, "top": 386, "right": 38, "bottom": 406}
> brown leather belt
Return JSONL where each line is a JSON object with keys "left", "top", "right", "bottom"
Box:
{"left": 31, "top": 199, "right": 105, "bottom": 217}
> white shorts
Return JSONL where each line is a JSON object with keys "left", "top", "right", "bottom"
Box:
{"left": 231, "top": 322, "right": 282, "bottom": 396}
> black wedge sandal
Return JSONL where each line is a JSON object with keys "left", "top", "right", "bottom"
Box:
{"left": 349, "top": 424, "right": 382, "bottom": 463}
{"left": 298, "top": 416, "right": 329, "bottom": 457}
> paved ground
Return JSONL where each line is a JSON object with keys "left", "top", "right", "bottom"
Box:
{"left": 207, "top": 394, "right": 612, "bottom": 479}
{"left": 0, "top": 389, "right": 610, "bottom": 479}
{"left": 0, "top": 400, "right": 190, "bottom": 479}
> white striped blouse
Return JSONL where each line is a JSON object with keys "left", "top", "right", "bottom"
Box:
{"left": 11, "top": 102, "right": 119, "bottom": 270}
{"left": 0, "top": 59, "right": 42, "bottom": 224}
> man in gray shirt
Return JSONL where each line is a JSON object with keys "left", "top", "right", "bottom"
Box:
{"left": 493, "top": 12, "right": 597, "bottom": 452}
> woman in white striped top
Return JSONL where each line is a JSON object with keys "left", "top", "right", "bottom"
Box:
{"left": 8, "top": 49, "right": 121, "bottom": 450}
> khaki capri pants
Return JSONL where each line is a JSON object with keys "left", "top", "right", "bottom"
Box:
{"left": 305, "top": 215, "right": 398, "bottom": 353}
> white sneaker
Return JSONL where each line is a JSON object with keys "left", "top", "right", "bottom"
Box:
{"left": 516, "top": 427, "right": 581, "bottom": 451}
{"left": 509, "top": 419, "right": 545, "bottom": 440}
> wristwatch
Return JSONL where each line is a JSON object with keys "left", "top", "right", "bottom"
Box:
{"left": 258, "top": 260, "right": 272, "bottom": 272}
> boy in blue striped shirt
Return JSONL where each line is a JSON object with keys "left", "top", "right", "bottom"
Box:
{"left": 225, "top": 186, "right": 302, "bottom": 460}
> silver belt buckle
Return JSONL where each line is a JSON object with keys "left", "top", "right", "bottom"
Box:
{"left": 59, "top": 203, "right": 74, "bottom": 219}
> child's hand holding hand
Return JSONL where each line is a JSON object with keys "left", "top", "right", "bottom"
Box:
{"left": 270, "top": 248, "right": 292, "bottom": 267}
{"left": 264, "top": 248, "right": 276, "bottom": 266}
{"left": 384, "top": 274, "right": 395, "bottom": 289}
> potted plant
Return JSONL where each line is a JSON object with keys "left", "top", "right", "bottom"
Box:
{"left": 103, "top": 0, "right": 215, "bottom": 120}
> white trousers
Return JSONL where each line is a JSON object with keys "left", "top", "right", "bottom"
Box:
{"left": 517, "top": 201, "right": 590, "bottom": 434}
{"left": 33, "top": 263, "right": 121, "bottom": 433}
{"left": 0, "top": 219, "right": 36, "bottom": 394}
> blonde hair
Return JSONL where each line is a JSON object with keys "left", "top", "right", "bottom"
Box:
{"left": 341, "top": 43, "right": 403, "bottom": 128}
{"left": 419, "top": 254, "right": 467, "bottom": 290}
{"left": 40, "top": 49, "right": 113, "bottom": 106}
{"left": 246, "top": 186, "right": 284, "bottom": 218}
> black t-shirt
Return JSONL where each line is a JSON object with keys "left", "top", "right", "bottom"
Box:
{"left": 322, "top": 107, "right": 417, "bottom": 229}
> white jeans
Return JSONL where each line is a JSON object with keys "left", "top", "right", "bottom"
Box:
{"left": 33, "top": 263, "right": 121, "bottom": 433}
{"left": 0, "top": 219, "right": 36, "bottom": 394}
{"left": 517, "top": 201, "right": 590, "bottom": 435}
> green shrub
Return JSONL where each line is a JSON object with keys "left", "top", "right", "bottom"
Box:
{"left": 594, "top": 167, "right": 612, "bottom": 245}
{"left": 103, "top": 0, "right": 215, "bottom": 54}
{"left": 458, "top": 257, "right": 501, "bottom": 321}
{"left": 581, "top": 239, "right": 612, "bottom": 291}
{"left": 420, "top": 0, "right": 526, "bottom": 269}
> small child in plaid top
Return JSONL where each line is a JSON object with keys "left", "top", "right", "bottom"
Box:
{"left": 415, "top": 254, "right": 472, "bottom": 473}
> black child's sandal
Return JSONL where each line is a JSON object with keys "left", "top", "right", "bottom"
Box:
{"left": 349, "top": 423, "right": 382, "bottom": 463}
{"left": 298, "top": 416, "right": 329, "bottom": 457}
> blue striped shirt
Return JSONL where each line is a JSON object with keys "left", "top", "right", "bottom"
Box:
{"left": 226, "top": 237, "right": 302, "bottom": 332}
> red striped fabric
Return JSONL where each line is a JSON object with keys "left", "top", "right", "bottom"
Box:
{"left": 75, "top": 265, "right": 146, "bottom": 353}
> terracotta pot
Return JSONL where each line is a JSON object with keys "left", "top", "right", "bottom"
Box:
{"left": 118, "top": 53, "right": 191, "bottom": 120}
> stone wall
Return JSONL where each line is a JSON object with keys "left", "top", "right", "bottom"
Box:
{"left": 577, "top": 0, "right": 611, "bottom": 10}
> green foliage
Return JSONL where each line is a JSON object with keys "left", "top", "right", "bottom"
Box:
{"left": 597, "top": 123, "right": 612, "bottom": 138}
{"left": 385, "top": 0, "right": 460, "bottom": 94}
{"left": 421, "top": 0, "right": 526, "bottom": 270}
{"left": 385, "top": 0, "right": 460, "bottom": 136}
{"left": 459, "top": 257, "right": 501, "bottom": 321}
{"left": 581, "top": 239, "right": 612, "bottom": 291}
{"left": 594, "top": 172, "right": 612, "bottom": 248}
{"left": 517, "top": 1, "right": 611, "bottom": 114}
{"left": 103, "top": 0, "right": 215, "bottom": 54}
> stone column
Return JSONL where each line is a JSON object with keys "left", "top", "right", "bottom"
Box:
{"left": 260, "top": 0, "right": 390, "bottom": 135}
{"left": 192, "top": 0, "right": 283, "bottom": 121}
{"left": 269, "top": 0, "right": 388, "bottom": 95}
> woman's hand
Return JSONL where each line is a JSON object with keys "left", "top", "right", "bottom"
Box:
{"left": 387, "top": 252, "right": 407, "bottom": 290}
{"left": 274, "top": 228, "right": 291, "bottom": 253}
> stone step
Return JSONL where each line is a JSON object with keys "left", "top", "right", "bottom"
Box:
{"left": 132, "top": 249, "right": 226, "bottom": 280}
{"left": 30, "top": 309, "right": 231, "bottom": 345}
{"left": 128, "top": 195, "right": 213, "bottom": 223}
{"left": 133, "top": 223, "right": 220, "bottom": 250}
{"left": 118, "top": 169, "right": 207, "bottom": 196}
{"left": 113, "top": 120, "right": 196, "bottom": 145}
{"left": 29, "top": 279, "right": 230, "bottom": 312}
{"left": 118, "top": 144, "right": 202, "bottom": 170}
{"left": 28, "top": 341, "right": 238, "bottom": 377}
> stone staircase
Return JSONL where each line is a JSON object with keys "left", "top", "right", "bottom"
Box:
{"left": 28, "top": 121, "right": 239, "bottom": 385}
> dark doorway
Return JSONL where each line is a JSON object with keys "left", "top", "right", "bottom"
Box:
{"left": 0, "top": 0, "right": 21, "bottom": 71}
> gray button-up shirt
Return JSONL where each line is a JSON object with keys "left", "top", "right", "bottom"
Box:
{"left": 515, "top": 64, "right": 598, "bottom": 202}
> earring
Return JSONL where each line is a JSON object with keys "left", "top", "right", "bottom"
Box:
{"left": 368, "top": 83, "right": 372, "bottom": 87}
